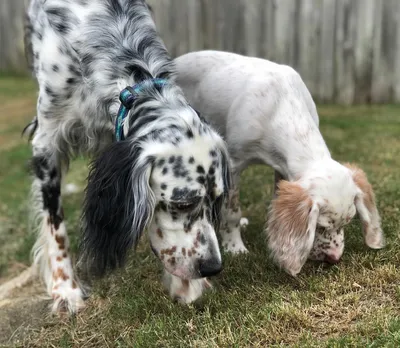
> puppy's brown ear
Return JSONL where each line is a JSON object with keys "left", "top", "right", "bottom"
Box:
{"left": 266, "top": 181, "right": 319, "bottom": 276}
{"left": 344, "top": 163, "right": 385, "bottom": 249}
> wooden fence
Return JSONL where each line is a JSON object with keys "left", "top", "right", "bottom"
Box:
{"left": 1, "top": 0, "right": 400, "bottom": 104}
{"left": 0, "top": 1, "right": 29, "bottom": 75}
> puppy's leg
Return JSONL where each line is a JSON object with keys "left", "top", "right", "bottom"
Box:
{"left": 163, "top": 271, "right": 211, "bottom": 304}
{"left": 220, "top": 177, "right": 248, "bottom": 254}
{"left": 31, "top": 134, "right": 85, "bottom": 314}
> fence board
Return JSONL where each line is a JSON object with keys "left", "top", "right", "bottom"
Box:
{"left": 317, "top": 0, "right": 336, "bottom": 103}
{"left": 2, "top": 0, "right": 400, "bottom": 103}
{"left": 394, "top": 1, "right": 400, "bottom": 101}
{"left": 371, "top": 0, "right": 390, "bottom": 103}
{"left": 0, "top": 0, "right": 28, "bottom": 74}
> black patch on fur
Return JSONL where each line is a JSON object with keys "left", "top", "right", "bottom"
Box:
{"left": 81, "top": 140, "right": 154, "bottom": 276}
{"left": 211, "top": 150, "right": 232, "bottom": 231}
{"left": 49, "top": 167, "right": 58, "bottom": 180}
{"left": 32, "top": 154, "right": 63, "bottom": 229}
{"left": 200, "top": 233, "right": 207, "bottom": 245}
{"left": 128, "top": 115, "right": 159, "bottom": 136}
{"left": 68, "top": 64, "right": 80, "bottom": 76}
{"left": 46, "top": 6, "right": 75, "bottom": 34}
{"left": 186, "top": 129, "right": 194, "bottom": 138}
{"left": 172, "top": 156, "right": 189, "bottom": 178}
{"left": 196, "top": 165, "right": 205, "bottom": 174}
{"left": 158, "top": 201, "right": 167, "bottom": 212}
{"left": 209, "top": 150, "right": 217, "bottom": 157}
{"left": 31, "top": 155, "right": 48, "bottom": 180}
{"left": 45, "top": 85, "right": 54, "bottom": 97}
{"left": 196, "top": 176, "right": 205, "bottom": 185}
{"left": 41, "top": 183, "right": 62, "bottom": 229}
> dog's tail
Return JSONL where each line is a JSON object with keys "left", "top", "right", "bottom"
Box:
{"left": 22, "top": 116, "right": 38, "bottom": 141}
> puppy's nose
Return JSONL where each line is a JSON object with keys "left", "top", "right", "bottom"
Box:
{"left": 198, "top": 259, "right": 222, "bottom": 277}
{"left": 325, "top": 254, "right": 340, "bottom": 264}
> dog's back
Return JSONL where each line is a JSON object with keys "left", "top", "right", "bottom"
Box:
{"left": 26, "top": 0, "right": 174, "bottom": 155}
{"left": 175, "top": 51, "right": 319, "bottom": 131}
{"left": 175, "top": 50, "right": 321, "bottom": 169}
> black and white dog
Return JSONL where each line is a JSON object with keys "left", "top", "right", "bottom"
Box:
{"left": 17, "top": 1, "right": 231, "bottom": 313}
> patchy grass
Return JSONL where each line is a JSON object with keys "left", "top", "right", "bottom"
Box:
{"left": 0, "top": 77, "right": 399, "bottom": 347}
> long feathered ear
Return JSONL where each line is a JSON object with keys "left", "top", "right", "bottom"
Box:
{"left": 343, "top": 163, "right": 385, "bottom": 249}
{"left": 212, "top": 146, "right": 232, "bottom": 232}
{"left": 266, "top": 181, "right": 319, "bottom": 276}
{"left": 80, "top": 140, "right": 155, "bottom": 276}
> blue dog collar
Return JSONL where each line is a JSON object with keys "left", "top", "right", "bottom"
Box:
{"left": 115, "top": 78, "right": 168, "bottom": 141}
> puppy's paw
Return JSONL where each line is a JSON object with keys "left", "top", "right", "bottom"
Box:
{"left": 51, "top": 281, "right": 85, "bottom": 314}
{"left": 223, "top": 238, "right": 248, "bottom": 254}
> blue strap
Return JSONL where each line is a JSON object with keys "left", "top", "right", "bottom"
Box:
{"left": 115, "top": 78, "right": 168, "bottom": 141}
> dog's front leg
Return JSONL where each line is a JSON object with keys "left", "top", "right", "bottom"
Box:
{"left": 31, "top": 133, "right": 85, "bottom": 314}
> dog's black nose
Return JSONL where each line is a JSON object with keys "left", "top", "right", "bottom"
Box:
{"left": 198, "top": 259, "right": 222, "bottom": 277}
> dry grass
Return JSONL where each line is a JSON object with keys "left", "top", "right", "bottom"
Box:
{"left": 0, "top": 77, "right": 399, "bottom": 347}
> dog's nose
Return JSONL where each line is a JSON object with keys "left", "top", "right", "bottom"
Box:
{"left": 198, "top": 259, "right": 222, "bottom": 277}
{"left": 325, "top": 254, "right": 340, "bottom": 264}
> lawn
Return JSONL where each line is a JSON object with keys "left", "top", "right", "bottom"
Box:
{"left": 0, "top": 76, "right": 399, "bottom": 347}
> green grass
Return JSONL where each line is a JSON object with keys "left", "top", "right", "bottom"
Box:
{"left": 0, "top": 77, "right": 399, "bottom": 347}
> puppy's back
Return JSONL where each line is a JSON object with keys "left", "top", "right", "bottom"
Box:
{"left": 175, "top": 50, "right": 319, "bottom": 130}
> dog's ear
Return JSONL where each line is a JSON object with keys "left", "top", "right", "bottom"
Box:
{"left": 211, "top": 146, "right": 232, "bottom": 232}
{"left": 266, "top": 181, "right": 319, "bottom": 276}
{"left": 80, "top": 141, "right": 155, "bottom": 276}
{"left": 343, "top": 163, "right": 384, "bottom": 249}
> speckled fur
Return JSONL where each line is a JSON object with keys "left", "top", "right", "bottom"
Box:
{"left": 22, "top": 2, "right": 231, "bottom": 313}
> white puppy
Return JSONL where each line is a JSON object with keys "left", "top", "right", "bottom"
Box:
{"left": 175, "top": 50, "right": 384, "bottom": 276}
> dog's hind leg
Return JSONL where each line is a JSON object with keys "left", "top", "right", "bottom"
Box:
{"left": 30, "top": 131, "right": 85, "bottom": 314}
{"left": 220, "top": 175, "right": 248, "bottom": 254}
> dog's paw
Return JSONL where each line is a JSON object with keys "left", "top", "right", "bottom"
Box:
{"left": 51, "top": 281, "right": 85, "bottom": 314}
{"left": 223, "top": 239, "right": 249, "bottom": 254}
{"left": 240, "top": 217, "right": 249, "bottom": 228}
{"left": 163, "top": 272, "right": 211, "bottom": 304}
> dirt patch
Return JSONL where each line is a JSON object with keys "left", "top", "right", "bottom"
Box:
{"left": 0, "top": 280, "right": 49, "bottom": 346}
